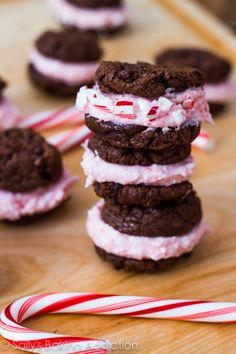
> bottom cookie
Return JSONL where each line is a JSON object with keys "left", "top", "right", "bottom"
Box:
{"left": 63, "top": 23, "right": 128, "bottom": 36}
{"left": 95, "top": 246, "right": 192, "bottom": 272}
{"left": 209, "top": 103, "right": 226, "bottom": 116}
{"left": 28, "top": 64, "right": 94, "bottom": 97}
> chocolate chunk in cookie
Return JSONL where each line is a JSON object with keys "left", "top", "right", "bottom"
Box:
{"left": 88, "top": 135, "right": 191, "bottom": 166}
{"left": 0, "top": 128, "right": 63, "bottom": 193}
{"left": 95, "top": 246, "right": 192, "bottom": 272}
{"left": 102, "top": 191, "right": 202, "bottom": 237}
{"left": 94, "top": 181, "right": 193, "bottom": 207}
{"left": 85, "top": 115, "right": 200, "bottom": 150}
{"left": 35, "top": 29, "right": 102, "bottom": 63}
{"left": 156, "top": 48, "right": 231, "bottom": 84}
{"left": 95, "top": 61, "right": 203, "bottom": 99}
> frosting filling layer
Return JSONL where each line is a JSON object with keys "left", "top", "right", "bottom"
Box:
{"left": 30, "top": 49, "right": 99, "bottom": 85}
{"left": 81, "top": 142, "right": 195, "bottom": 187}
{"left": 77, "top": 85, "right": 212, "bottom": 128}
{"left": 87, "top": 200, "right": 207, "bottom": 261}
{"left": 0, "top": 170, "right": 77, "bottom": 221}
{"left": 49, "top": 0, "right": 128, "bottom": 29}
{"left": 204, "top": 80, "right": 236, "bottom": 103}
{"left": 0, "top": 96, "right": 19, "bottom": 129}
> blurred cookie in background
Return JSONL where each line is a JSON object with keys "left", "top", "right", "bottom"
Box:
{"left": 0, "top": 128, "right": 77, "bottom": 221}
{"left": 0, "top": 77, "right": 19, "bottom": 129}
{"left": 198, "top": 0, "right": 236, "bottom": 33}
{"left": 28, "top": 29, "right": 103, "bottom": 97}
{"left": 156, "top": 48, "right": 235, "bottom": 116}
{"left": 48, "top": 0, "right": 128, "bottom": 35}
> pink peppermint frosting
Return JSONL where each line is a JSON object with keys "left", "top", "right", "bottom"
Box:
{"left": 81, "top": 142, "right": 195, "bottom": 187}
{"left": 49, "top": 0, "right": 128, "bottom": 30}
{"left": 0, "top": 170, "right": 77, "bottom": 221}
{"left": 87, "top": 200, "right": 208, "bottom": 261}
{"left": 30, "top": 49, "right": 99, "bottom": 85}
{"left": 76, "top": 85, "right": 212, "bottom": 128}
{"left": 0, "top": 96, "right": 19, "bottom": 129}
{"left": 205, "top": 80, "right": 236, "bottom": 103}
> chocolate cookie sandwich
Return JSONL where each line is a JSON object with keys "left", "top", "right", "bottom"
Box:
{"left": 156, "top": 48, "right": 235, "bottom": 115}
{"left": 78, "top": 61, "right": 212, "bottom": 150}
{"left": 48, "top": 0, "right": 128, "bottom": 34}
{"left": 0, "top": 128, "right": 77, "bottom": 221}
{"left": 0, "top": 77, "right": 19, "bottom": 129}
{"left": 87, "top": 200, "right": 206, "bottom": 272}
{"left": 79, "top": 61, "right": 211, "bottom": 272}
{"left": 29, "top": 29, "right": 103, "bottom": 97}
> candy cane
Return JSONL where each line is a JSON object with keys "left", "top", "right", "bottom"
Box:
{"left": 114, "top": 100, "right": 135, "bottom": 119}
{"left": 0, "top": 292, "right": 236, "bottom": 354}
{"left": 192, "top": 129, "right": 215, "bottom": 153}
{"left": 78, "top": 87, "right": 136, "bottom": 120}
{"left": 18, "top": 107, "right": 85, "bottom": 131}
{"left": 48, "top": 125, "right": 92, "bottom": 153}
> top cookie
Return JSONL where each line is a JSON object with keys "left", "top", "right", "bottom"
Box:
{"left": 0, "top": 129, "right": 63, "bottom": 193}
{"left": 35, "top": 29, "right": 103, "bottom": 63}
{"left": 156, "top": 48, "right": 232, "bottom": 84}
{"left": 0, "top": 77, "right": 7, "bottom": 97}
{"left": 95, "top": 61, "right": 203, "bottom": 99}
{"left": 66, "top": 0, "right": 123, "bottom": 8}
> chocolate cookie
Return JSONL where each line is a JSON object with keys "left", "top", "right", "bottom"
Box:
{"left": 35, "top": 29, "right": 102, "bottom": 63}
{"left": 67, "top": 0, "right": 123, "bottom": 8}
{"left": 94, "top": 181, "right": 193, "bottom": 207}
{"left": 88, "top": 135, "right": 191, "bottom": 166}
{"left": 0, "top": 77, "right": 6, "bottom": 97}
{"left": 95, "top": 246, "right": 192, "bottom": 272}
{"left": 63, "top": 23, "right": 127, "bottom": 36}
{"left": 0, "top": 129, "right": 63, "bottom": 193}
{"left": 85, "top": 116, "right": 200, "bottom": 150}
{"left": 29, "top": 64, "right": 94, "bottom": 97}
{"left": 95, "top": 61, "right": 203, "bottom": 99}
{"left": 102, "top": 191, "right": 202, "bottom": 237}
{"left": 209, "top": 103, "right": 226, "bottom": 116}
{"left": 156, "top": 48, "right": 232, "bottom": 84}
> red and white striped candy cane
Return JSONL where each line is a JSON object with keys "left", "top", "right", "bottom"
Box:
{"left": 0, "top": 292, "right": 236, "bottom": 354}
{"left": 114, "top": 100, "right": 135, "bottom": 119}
{"left": 85, "top": 88, "right": 136, "bottom": 119}
{"left": 18, "top": 107, "right": 85, "bottom": 132}
{"left": 47, "top": 125, "right": 92, "bottom": 153}
{"left": 192, "top": 129, "right": 215, "bottom": 153}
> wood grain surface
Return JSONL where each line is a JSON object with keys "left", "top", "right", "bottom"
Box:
{"left": 0, "top": 1, "right": 236, "bottom": 353}
{"left": 158, "top": 0, "right": 236, "bottom": 62}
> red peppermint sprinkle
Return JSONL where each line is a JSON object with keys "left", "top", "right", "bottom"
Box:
{"left": 115, "top": 100, "right": 133, "bottom": 107}
{"left": 114, "top": 100, "right": 135, "bottom": 119}
{"left": 147, "top": 106, "right": 159, "bottom": 117}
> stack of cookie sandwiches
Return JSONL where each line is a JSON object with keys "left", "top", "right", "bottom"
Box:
{"left": 48, "top": 0, "right": 128, "bottom": 35}
{"left": 29, "top": 29, "right": 103, "bottom": 97}
{"left": 79, "top": 61, "right": 212, "bottom": 272}
{"left": 156, "top": 48, "right": 235, "bottom": 115}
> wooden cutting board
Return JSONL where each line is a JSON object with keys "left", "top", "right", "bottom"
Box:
{"left": 0, "top": 0, "right": 236, "bottom": 353}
